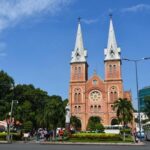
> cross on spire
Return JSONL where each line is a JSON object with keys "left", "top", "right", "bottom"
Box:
{"left": 109, "top": 13, "right": 112, "bottom": 19}
{"left": 78, "top": 17, "right": 81, "bottom": 23}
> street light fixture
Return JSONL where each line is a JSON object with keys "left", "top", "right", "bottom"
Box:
{"left": 122, "top": 57, "right": 150, "bottom": 141}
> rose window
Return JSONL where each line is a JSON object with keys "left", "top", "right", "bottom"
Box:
{"left": 90, "top": 90, "right": 101, "bottom": 101}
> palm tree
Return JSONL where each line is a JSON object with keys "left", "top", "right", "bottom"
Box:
{"left": 113, "top": 98, "right": 134, "bottom": 127}
{"left": 113, "top": 98, "right": 134, "bottom": 141}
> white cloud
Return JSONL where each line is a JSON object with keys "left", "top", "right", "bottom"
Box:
{"left": 0, "top": 0, "right": 72, "bottom": 31}
{"left": 82, "top": 18, "right": 99, "bottom": 25}
{"left": 122, "top": 4, "right": 150, "bottom": 13}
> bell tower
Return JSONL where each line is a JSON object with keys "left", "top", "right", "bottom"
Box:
{"left": 104, "top": 15, "right": 122, "bottom": 81}
{"left": 69, "top": 18, "right": 88, "bottom": 130}
{"left": 104, "top": 15, "right": 124, "bottom": 124}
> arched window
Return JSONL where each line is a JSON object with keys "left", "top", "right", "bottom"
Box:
{"left": 74, "top": 106, "right": 77, "bottom": 113}
{"left": 98, "top": 105, "right": 101, "bottom": 112}
{"left": 111, "top": 104, "right": 114, "bottom": 111}
{"left": 109, "top": 65, "right": 112, "bottom": 77}
{"left": 110, "top": 92, "right": 113, "bottom": 101}
{"left": 75, "top": 67, "right": 78, "bottom": 79}
{"left": 74, "top": 93, "right": 78, "bottom": 103}
{"left": 94, "top": 105, "right": 97, "bottom": 112}
{"left": 109, "top": 86, "right": 118, "bottom": 102}
{"left": 78, "top": 106, "right": 81, "bottom": 112}
{"left": 113, "top": 65, "right": 116, "bottom": 77}
{"left": 114, "top": 91, "right": 118, "bottom": 101}
{"left": 74, "top": 88, "right": 82, "bottom": 103}
{"left": 113, "top": 65, "right": 116, "bottom": 71}
{"left": 90, "top": 105, "right": 93, "bottom": 112}
{"left": 78, "top": 67, "right": 81, "bottom": 78}
{"left": 78, "top": 93, "right": 81, "bottom": 103}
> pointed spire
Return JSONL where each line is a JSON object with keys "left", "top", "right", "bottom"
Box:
{"left": 71, "top": 18, "right": 87, "bottom": 63}
{"left": 104, "top": 15, "right": 121, "bottom": 61}
{"left": 74, "top": 17, "right": 84, "bottom": 52}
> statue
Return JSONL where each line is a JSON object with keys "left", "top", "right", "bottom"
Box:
{"left": 65, "top": 103, "right": 70, "bottom": 123}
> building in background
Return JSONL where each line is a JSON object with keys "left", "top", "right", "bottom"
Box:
{"left": 139, "top": 86, "right": 150, "bottom": 111}
{"left": 69, "top": 16, "right": 132, "bottom": 131}
{"left": 134, "top": 112, "right": 148, "bottom": 131}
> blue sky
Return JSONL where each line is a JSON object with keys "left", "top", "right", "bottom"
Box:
{"left": 0, "top": 0, "right": 150, "bottom": 108}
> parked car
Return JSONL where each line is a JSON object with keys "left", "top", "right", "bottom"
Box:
{"left": 136, "top": 131, "right": 145, "bottom": 139}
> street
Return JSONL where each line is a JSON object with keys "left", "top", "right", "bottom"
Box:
{"left": 0, "top": 142, "right": 150, "bottom": 150}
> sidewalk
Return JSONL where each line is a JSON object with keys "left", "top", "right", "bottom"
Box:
{"left": 0, "top": 140, "right": 145, "bottom": 146}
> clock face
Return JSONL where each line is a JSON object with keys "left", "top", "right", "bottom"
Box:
{"left": 76, "top": 52, "right": 80, "bottom": 59}
{"left": 110, "top": 49, "right": 115, "bottom": 58}
{"left": 89, "top": 90, "right": 101, "bottom": 101}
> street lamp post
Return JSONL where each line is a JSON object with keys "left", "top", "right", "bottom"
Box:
{"left": 122, "top": 57, "right": 150, "bottom": 141}
{"left": 8, "top": 100, "right": 18, "bottom": 143}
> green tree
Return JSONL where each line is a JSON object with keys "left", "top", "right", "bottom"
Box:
{"left": 44, "top": 95, "right": 65, "bottom": 134}
{"left": 0, "top": 70, "right": 68, "bottom": 133}
{"left": 14, "top": 84, "right": 49, "bottom": 129}
{"left": 87, "top": 116, "right": 104, "bottom": 132}
{"left": 0, "top": 70, "right": 15, "bottom": 120}
{"left": 24, "top": 121, "right": 33, "bottom": 132}
{"left": 113, "top": 98, "right": 134, "bottom": 127}
{"left": 0, "top": 70, "right": 14, "bottom": 100}
{"left": 70, "top": 116, "right": 81, "bottom": 131}
{"left": 144, "top": 96, "right": 150, "bottom": 119}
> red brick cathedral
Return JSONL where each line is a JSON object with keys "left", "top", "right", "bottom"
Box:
{"left": 69, "top": 17, "right": 131, "bottom": 131}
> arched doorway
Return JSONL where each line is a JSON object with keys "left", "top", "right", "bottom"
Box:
{"left": 70, "top": 116, "right": 81, "bottom": 131}
{"left": 87, "top": 116, "right": 104, "bottom": 131}
{"left": 111, "top": 118, "right": 119, "bottom": 125}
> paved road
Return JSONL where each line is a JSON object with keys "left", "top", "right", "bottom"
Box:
{"left": 0, "top": 142, "right": 150, "bottom": 150}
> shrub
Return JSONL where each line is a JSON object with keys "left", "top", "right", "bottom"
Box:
{"left": 70, "top": 133, "right": 122, "bottom": 141}
{"left": 0, "top": 132, "right": 22, "bottom": 141}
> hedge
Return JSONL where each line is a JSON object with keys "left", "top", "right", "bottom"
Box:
{"left": 70, "top": 133, "right": 122, "bottom": 141}
{"left": 0, "top": 132, "right": 22, "bottom": 141}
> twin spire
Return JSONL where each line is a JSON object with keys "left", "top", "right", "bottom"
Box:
{"left": 71, "top": 16, "right": 121, "bottom": 63}
{"left": 71, "top": 18, "right": 87, "bottom": 63}
{"left": 104, "top": 15, "right": 121, "bottom": 61}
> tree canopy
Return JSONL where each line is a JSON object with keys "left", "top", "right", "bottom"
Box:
{"left": 0, "top": 70, "right": 67, "bottom": 131}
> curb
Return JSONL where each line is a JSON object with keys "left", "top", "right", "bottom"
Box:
{"left": 0, "top": 141, "right": 145, "bottom": 146}
{"left": 40, "top": 141, "right": 145, "bottom": 146}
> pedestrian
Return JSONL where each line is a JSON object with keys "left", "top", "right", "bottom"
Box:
{"left": 59, "top": 128, "right": 64, "bottom": 141}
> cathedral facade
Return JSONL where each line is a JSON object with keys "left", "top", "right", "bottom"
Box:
{"left": 69, "top": 17, "right": 131, "bottom": 131}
